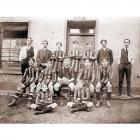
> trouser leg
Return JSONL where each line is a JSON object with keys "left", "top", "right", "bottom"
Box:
{"left": 118, "top": 64, "right": 125, "bottom": 95}
{"left": 21, "top": 63, "right": 28, "bottom": 76}
{"left": 126, "top": 63, "right": 132, "bottom": 96}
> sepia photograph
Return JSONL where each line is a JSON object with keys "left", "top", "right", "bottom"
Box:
{"left": 0, "top": 16, "right": 140, "bottom": 123}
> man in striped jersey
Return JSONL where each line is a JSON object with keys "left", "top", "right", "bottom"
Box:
{"left": 54, "top": 57, "right": 75, "bottom": 99}
{"left": 67, "top": 59, "right": 95, "bottom": 113}
{"left": 29, "top": 82, "right": 57, "bottom": 115}
{"left": 8, "top": 58, "right": 39, "bottom": 106}
{"left": 95, "top": 58, "right": 113, "bottom": 107}
{"left": 51, "top": 42, "right": 65, "bottom": 75}
{"left": 36, "top": 61, "right": 56, "bottom": 96}
{"left": 83, "top": 43, "right": 97, "bottom": 69}
{"left": 68, "top": 41, "right": 83, "bottom": 76}
{"left": 75, "top": 58, "right": 95, "bottom": 97}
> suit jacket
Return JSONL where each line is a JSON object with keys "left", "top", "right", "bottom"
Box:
{"left": 36, "top": 49, "right": 52, "bottom": 65}
{"left": 97, "top": 48, "right": 113, "bottom": 65}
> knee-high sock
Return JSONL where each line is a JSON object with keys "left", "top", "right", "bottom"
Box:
{"left": 96, "top": 92, "right": 101, "bottom": 100}
{"left": 55, "top": 90, "right": 60, "bottom": 97}
{"left": 106, "top": 92, "right": 111, "bottom": 100}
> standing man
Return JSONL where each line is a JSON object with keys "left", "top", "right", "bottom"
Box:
{"left": 19, "top": 38, "right": 34, "bottom": 76}
{"left": 36, "top": 40, "right": 52, "bottom": 71}
{"left": 51, "top": 42, "right": 65, "bottom": 75}
{"left": 97, "top": 39, "right": 113, "bottom": 65}
{"left": 68, "top": 41, "right": 83, "bottom": 75}
{"left": 83, "top": 43, "right": 97, "bottom": 69}
{"left": 118, "top": 39, "right": 134, "bottom": 96}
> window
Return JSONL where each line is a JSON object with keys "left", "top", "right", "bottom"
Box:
{"left": 0, "top": 22, "right": 28, "bottom": 73}
{"left": 1, "top": 39, "right": 27, "bottom": 62}
{"left": 1, "top": 22, "right": 28, "bottom": 62}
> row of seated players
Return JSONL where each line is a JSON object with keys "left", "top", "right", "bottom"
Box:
{"left": 8, "top": 57, "right": 112, "bottom": 115}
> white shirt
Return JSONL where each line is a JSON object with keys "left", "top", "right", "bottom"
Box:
{"left": 118, "top": 47, "right": 135, "bottom": 64}
{"left": 19, "top": 45, "right": 32, "bottom": 62}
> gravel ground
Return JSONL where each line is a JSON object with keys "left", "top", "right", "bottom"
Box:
{"left": 0, "top": 95, "right": 140, "bottom": 123}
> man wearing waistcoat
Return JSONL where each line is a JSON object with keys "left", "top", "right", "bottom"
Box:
{"left": 19, "top": 38, "right": 34, "bottom": 76}
{"left": 97, "top": 39, "right": 113, "bottom": 65}
{"left": 118, "top": 39, "right": 134, "bottom": 96}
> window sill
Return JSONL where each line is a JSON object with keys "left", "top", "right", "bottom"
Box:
{"left": 0, "top": 69, "right": 21, "bottom": 75}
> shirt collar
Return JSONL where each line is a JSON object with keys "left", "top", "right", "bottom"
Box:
{"left": 124, "top": 47, "right": 129, "bottom": 51}
{"left": 102, "top": 47, "right": 107, "bottom": 51}
{"left": 27, "top": 45, "right": 31, "bottom": 49}
{"left": 43, "top": 48, "right": 47, "bottom": 51}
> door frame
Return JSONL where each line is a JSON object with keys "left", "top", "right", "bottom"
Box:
{"left": 66, "top": 19, "right": 97, "bottom": 55}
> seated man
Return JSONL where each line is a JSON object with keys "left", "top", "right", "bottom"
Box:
{"left": 75, "top": 59, "right": 95, "bottom": 98}
{"left": 8, "top": 58, "right": 39, "bottom": 106}
{"left": 54, "top": 57, "right": 75, "bottom": 104}
{"left": 95, "top": 58, "right": 113, "bottom": 107}
{"left": 67, "top": 80, "right": 94, "bottom": 113}
{"left": 29, "top": 83, "right": 57, "bottom": 115}
{"left": 36, "top": 61, "right": 56, "bottom": 97}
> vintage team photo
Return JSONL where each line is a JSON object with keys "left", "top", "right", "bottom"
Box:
{"left": 0, "top": 17, "right": 140, "bottom": 123}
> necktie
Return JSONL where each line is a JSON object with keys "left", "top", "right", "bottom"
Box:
{"left": 126, "top": 48, "right": 128, "bottom": 55}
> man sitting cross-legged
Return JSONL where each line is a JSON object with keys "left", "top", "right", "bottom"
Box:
{"left": 29, "top": 83, "right": 57, "bottom": 115}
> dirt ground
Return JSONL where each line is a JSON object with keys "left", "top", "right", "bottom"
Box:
{"left": 0, "top": 95, "right": 140, "bottom": 123}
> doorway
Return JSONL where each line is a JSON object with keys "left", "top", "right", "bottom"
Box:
{"left": 66, "top": 20, "right": 96, "bottom": 55}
